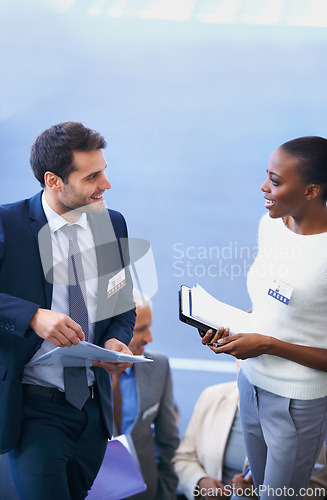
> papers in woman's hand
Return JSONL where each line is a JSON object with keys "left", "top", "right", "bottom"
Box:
{"left": 181, "top": 284, "right": 252, "bottom": 334}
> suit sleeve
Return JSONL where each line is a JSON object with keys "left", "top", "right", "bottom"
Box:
{"left": 154, "top": 358, "right": 180, "bottom": 500}
{"left": 0, "top": 215, "right": 40, "bottom": 338}
{"left": 101, "top": 307, "right": 136, "bottom": 347}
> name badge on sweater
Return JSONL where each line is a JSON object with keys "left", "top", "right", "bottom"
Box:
{"left": 267, "top": 279, "right": 293, "bottom": 305}
{"left": 107, "top": 269, "right": 126, "bottom": 298}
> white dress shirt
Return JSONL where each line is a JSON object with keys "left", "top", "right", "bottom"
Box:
{"left": 23, "top": 194, "right": 98, "bottom": 390}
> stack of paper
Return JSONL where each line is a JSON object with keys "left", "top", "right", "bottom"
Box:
{"left": 190, "top": 284, "right": 252, "bottom": 334}
{"left": 25, "top": 341, "right": 153, "bottom": 367}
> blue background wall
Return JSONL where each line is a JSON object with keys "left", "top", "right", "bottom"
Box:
{"left": 1, "top": 0, "right": 327, "bottom": 434}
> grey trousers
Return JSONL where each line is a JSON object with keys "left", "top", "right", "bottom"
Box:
{"left": 238, "top": 369, "right": 327, "bottom": 500}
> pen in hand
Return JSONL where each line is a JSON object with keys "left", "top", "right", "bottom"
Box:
{"left": 207, "top": 340, "right": 225, "bottom": 347}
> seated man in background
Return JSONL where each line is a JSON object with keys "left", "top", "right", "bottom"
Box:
{"left": 111, "top": 291, "right": 180, "bottom": 499}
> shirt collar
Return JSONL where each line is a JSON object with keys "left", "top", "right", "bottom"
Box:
{"left": 42, "top": 192, "right": 88, "bottom": 234}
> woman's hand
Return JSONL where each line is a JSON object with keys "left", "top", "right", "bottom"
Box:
{"left": 230, "top": 472, "right": 256, "bottom": 498}
{"left": 197, "top": 477, "right": 231, "bottom": 499}
{"left": 201, "top": 324, "right": 327, "bottom": 371}
{"left": 204, "top": 332, "right": 272, "bottom": 360}
{"left": 204, "top": 332, "right": 327, "bottom": 371}
{"left": 201, "top": 326, "right": 231, "bottom": 346}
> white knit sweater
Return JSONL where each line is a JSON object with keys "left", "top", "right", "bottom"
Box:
{"left": 242, "top": 213, "right": 327, "bottom": 400}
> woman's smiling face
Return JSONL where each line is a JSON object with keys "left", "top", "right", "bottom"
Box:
{"left": 261, "top": 147, "right": 311, "bottom": 219}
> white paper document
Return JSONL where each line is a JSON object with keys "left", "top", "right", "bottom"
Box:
{"left": 185, "top": 284, "right": 252, "bottom": 334}
{"left": 25, "top": 341, "right": 153, "bottom": 367}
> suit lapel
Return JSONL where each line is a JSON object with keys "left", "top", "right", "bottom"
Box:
{"left": 29, "top": 192, "right": 53, "bottom": 308}
{"left": 134, "top": 361, "right": 154, "bottom": 418}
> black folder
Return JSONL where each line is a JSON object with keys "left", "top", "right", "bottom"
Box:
{"left": 179, "top": 285, "right": 214, "bottom": 337}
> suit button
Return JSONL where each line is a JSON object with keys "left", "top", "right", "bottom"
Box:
{"left": 10, "top": 325, "right": 15, "bottom": 331}
{"left": 0, "top": 321, "right": 4, "bottom": 328}
{"left": 5, "top": 323, "right": 10, "bottom": 330}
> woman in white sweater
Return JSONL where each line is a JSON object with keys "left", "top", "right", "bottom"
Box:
{"left": 202, "top": 136, "right": 327, "bottom": 498}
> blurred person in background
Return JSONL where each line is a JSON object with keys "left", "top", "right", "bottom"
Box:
{"left": 110, "top": 291, "right": 180, "bottom": 499}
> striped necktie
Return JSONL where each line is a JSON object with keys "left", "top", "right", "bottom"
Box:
{"left": 62, "top": 224, "right": 90, "bottom": 410}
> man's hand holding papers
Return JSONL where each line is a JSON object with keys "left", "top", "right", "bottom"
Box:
{"left": 92, "top": 338, "right": 134, "bottom": 374}
{"left": 26, "top": 340, "right": 152, "bottom": 373}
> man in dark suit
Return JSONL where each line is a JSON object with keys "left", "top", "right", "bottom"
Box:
{"left": 112, "top": 293, "right": 180, "bottom": 499}
{"left": 0, "top": 122, "right": 136, "bottom": 500}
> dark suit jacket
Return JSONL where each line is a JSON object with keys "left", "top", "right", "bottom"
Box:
{"left": 0, "top": 191, "right": 135, "bottom": 454}
{"left": 128, "top": 352, "right": 180, "bottom": 500}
